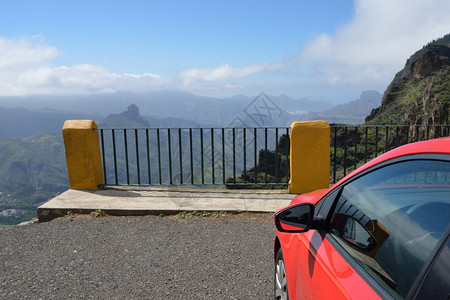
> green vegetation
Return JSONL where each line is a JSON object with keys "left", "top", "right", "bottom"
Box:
{"left": 89, "top": 209, "right": 105, "bottom": 217}
{"left": 225, "top": 134, "right": 289, "bottom": 189}
{"left": 366, "top": 67, "right": 449, "bottom": 126}
{"left": 0, "top": 134, "right": 68, "bottom": 225}
{"left": 175, "top": 210, "right": 227, "bottom": 219}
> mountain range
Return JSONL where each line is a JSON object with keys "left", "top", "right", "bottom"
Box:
{"left": 0, "top": 89, "right": 381, "bottom": 139}
{"left": 1, "top": 33, "right": 448, "bottom": 225}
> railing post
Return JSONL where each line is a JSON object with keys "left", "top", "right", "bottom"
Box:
{"left": 289, "top": 121, "right": 330, "bottom": 194}
{"left": 62, "top": 120, "right": 104, "bottom": 189}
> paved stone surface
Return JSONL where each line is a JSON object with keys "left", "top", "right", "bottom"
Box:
{"left": 0, "top": 214, "right": 276, "bottom": 299}
{"left": 38, "top": 187, "right": 295, "bottom": 222}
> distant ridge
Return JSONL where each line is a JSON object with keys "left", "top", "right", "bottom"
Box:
{"left": 290, "top": 90, "right": 382, "bottom": 125}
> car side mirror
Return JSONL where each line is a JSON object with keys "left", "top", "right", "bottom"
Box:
{"left": 340, "top": 215, "right": 377, "bottom": 252}
{"left": 275, "top": 203, "right": 316, "bottom": 233}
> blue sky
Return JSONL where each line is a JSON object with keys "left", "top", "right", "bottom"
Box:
{"left": 0, "top": 0, "right": 449, "bottom": 103}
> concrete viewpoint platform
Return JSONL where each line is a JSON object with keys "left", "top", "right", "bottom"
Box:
{"left": 37, "top": 187, "right": 296, "bottom": 222}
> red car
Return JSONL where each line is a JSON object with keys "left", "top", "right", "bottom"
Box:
{"left": 274, "top": 137, "right": 450, "bottom": 300}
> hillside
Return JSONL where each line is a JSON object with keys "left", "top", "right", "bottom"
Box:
{"left": 0, "top": 134, "right": 67, "bottom": 224}
{"left": 366, "top": 34, "right": 450, "bottom": 125}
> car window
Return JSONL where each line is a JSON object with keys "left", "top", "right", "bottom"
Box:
{"left": 329, "top": 159, "right": 450, "bottom": 299}
{"left": 414, "top": 232, "right": 450, "bottom": 299}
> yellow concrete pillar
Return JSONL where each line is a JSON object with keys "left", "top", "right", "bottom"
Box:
{"left": 289, "top": 121, "right": 330, "bottom": 194}
{"left": 62, "top": 120, "right": 104, "bottom": 189}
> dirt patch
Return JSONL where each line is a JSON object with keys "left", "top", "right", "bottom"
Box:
{"left": 52, "top": 210, "right": 274, "bottom": 223}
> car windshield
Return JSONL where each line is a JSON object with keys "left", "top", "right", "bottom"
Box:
{"left": 330, "top": 159, "right": 450, "bottom": 299}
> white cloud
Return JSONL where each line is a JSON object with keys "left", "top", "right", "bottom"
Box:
{"left": 0, "top": 37, "right": 166, "bottom": 96}
{"left": 177, "top": 62, "right": 282, "bottom": 86}
{"left": 300, "top": 0, "right": 450, "bottom": 85}
{"left": 123, "top": 73, "right": 161, "bottom": 79}
{"left": 0, "top": 36, "right": 58, "bottom": 69}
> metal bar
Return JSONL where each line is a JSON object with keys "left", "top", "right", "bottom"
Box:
{"left": 146, "top": 129, "right": 151, "bottom": 185}
{"left": 201, "top": 128, "right": 204, "bottom": 184}
{"left": 124, "top": 129, "right": 130, "bottom": 185}
{"left": 243, "top": 128, "right": 247, "bottom": 186}
{"left": 265, "top": 128, "right": 268, "bottom": 184}
{"left": 364, "top": 127, "right": 368, "bottom": 163}
{"left": 285, "top": 128, "right": 289, "bottom": 184}
{"left": 112, "top": 129, "right": 118, "bottom": 185}
{"left": 353, "top": 127, "right": 357, "bottom": 171}
{"left": 375, "top": 126, "right": 379, "bottom": 157}
{"left": 275, "top": 128, "right": 279, "bottom": 184}
{"left": 406, "top": 126, "right": 409, "bottom": 144}
{"left": 190, "top": 128, "right": 193, "bottom": 185}
{"left": 222, "top": 128, "right": 225, "bottom": 184}
{"left": 211, "top": 128, "right": 215, "bottom": 184}
{"left": 157, "top": 129, "right": 162, "bottom": 185}
{"left": 168, "top": 129, "right": 172, "bottom": 185}
{"left": 343, "top": 127, "right": 347, "bottom": 176}
{"left": 254, "top": 128, "right": 257, "bottom": 184}
{"left": 100, "top": 129, "right": 107, "bottom": 185}
{"left": 135, "top": 129, "right": 140, "bottom": 185}
{"left": 233, "top": 128, "right": 236, "bottom": 184}
{"left": 333, "top": 127, "right": 337, "bottom": 183}
{"left": 385, "top": 126, "right": 389, "bottom": 153}
{"left": 396, "top": 126, "right": 399, "bottom": 147}
{"left": 179, "top": 128, "right": 183, "bottom": 185}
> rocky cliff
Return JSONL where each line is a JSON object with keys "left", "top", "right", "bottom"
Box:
{"left": 366, "top": 35, "right": 449, "bottom": 125}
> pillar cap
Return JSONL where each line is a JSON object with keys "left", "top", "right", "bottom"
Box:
{"left": 291, "top": 120, "right": 330, "bottom": 130}
{"left": 63, "top": 120, "right": 98, "bottom": 130}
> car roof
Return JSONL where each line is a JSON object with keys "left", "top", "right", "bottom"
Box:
{"left": 282, "top": 137, "right": 449, "bottom": 209}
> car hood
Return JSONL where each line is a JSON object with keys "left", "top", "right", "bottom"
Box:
{"left": 289, "top": 188, "right": 330, "bottom": 206}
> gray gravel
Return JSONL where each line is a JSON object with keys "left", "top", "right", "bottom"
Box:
{"left": 0, "top": 214, "right": 275, "bottom": 299}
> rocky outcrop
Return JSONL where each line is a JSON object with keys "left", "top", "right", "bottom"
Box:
{"left": 120, "top": 104, "right": 150, "bottom": 126}
{"left": 411, "top": 45, "right": 450, "bottom": 78}
{"left": 366, "top": 35, "right": 450, "bottom": 125}
{"left": 99, "top": 103, "right": 150, "bottom": 128}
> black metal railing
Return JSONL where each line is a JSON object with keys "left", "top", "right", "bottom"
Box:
{"left": 99, "top": 127, "right": 290, "bottom": 187}
{"left": 330, "top": 124, "right": 450, "bottom": 183}
{"left": 99, "top": 124, "right": 449, "bottom": 188}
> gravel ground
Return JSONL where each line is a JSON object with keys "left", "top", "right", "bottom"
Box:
{"left": 0, "top": 213, "right": 275, "bottom": 299}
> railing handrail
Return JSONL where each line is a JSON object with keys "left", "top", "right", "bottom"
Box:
{"left": 99, "top": 126, "right": 291, "bottom": 188}
{"left": 98, "top": 124, "right": 449, "bottom": 188}
{"left": 97, "top": 126, "right": 290, "bottom": 130}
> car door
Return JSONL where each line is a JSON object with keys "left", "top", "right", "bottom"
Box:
{"left": 295, "top": 156, "right": 450, "bottom": 299}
